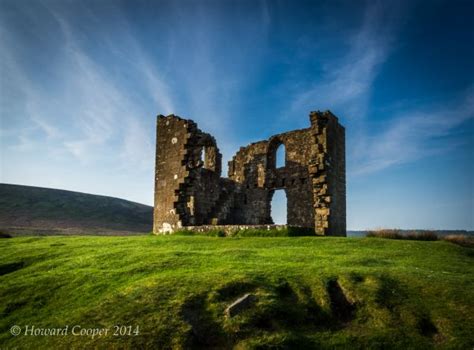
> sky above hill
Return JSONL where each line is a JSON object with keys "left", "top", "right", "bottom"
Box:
{"left": 1, "top": 0, "right": 473, "bottom": 230}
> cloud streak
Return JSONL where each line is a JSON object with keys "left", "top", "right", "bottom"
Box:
{"left": 287, "top": 1, "right": 472, "bottom": 177}
{"left": 290, "top": 1, "right": 399, "bottom": 119}
{"left": 51, "top": 8, "right": 174, "bottom": 167}
{"left": 353, "top": 89, "right": 474, "bottom": 175}
{"left": 284, "top": 1, "right": 406, "bottom": 176}
{"left": 1, "top": 2, "right": 174, "bottom": 174}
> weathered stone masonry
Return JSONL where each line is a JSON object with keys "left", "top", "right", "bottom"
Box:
{"left": 153, "top": 111, "right": 346, "bottom": 236}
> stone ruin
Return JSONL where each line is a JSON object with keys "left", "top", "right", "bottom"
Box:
{"left": 153, "top": 111, "right": 346, "bottom": 236}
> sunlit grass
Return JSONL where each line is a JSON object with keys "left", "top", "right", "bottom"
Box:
{"left": 0, "top": 235, "right": 473, "bottom": 349}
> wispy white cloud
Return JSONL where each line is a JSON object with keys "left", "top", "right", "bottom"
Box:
{"left": 285, "top": 1, "right": 472, "bottom": 178}
{"left": 51, "top": 11, "right": 171, "bottom": 166}
{"left": 0, "top": 31, "right": 61, "bottom": 151}
{"left": 290, "top": 1, "right": 399, "bottom": 119}
{"left": 283, "top": 1, "right": 405, "bottom": 174}
{"left": 91, "top": 10, "right": 175, "bottom": 116}
{"left": 1, "top": 3, "right": 173, "bottom": 173}
{"left": 353, "top": 89, "right": 474, "bottom": 175}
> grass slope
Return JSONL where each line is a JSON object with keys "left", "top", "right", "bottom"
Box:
{"left": 0, "top": 236, "right": 473, "bottom": 349}
{"left": 0, "top": 184, "right": 152, "bottom": 235}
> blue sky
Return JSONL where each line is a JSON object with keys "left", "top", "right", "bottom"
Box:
{"left": 1, "top": 0, "right": 473, "bottom": 230}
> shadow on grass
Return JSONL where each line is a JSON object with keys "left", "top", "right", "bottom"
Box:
{"left": 0, "top": 262, "right": 25, "bottom": 276}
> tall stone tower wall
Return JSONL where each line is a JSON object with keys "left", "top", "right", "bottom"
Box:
{"left": 309, "top": 111, "right": 346, "bottom": 236}
{"left": 153, "top": 115, "right": 223, "bottom": 233}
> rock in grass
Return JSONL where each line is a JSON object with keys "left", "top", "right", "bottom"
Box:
{"left": 225, "top": 293, "right": 257, "bottom": 318}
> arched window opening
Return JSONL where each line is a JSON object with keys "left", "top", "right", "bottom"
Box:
{"left": 276, "top": 143, "right": 285, "bottom": 168}
{"left": 271, "top": 189, "right": 287, "bottom": 225}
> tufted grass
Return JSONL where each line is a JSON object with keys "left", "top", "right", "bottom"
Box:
{"left": 0, "top": 235, "right": 473, "bottom": 349}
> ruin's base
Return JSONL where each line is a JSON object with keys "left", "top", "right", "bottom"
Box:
{"left": 154, "top": 224, "right": 321, "bottom": 236}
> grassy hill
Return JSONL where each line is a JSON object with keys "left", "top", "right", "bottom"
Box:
{"left": 0, "top": 235, "right": 473, "bottom": 349}
{"left": 0, "top": 184, "right": 153, "bottom": 235}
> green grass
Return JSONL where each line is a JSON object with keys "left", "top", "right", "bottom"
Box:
{"left": 0, "top": 236, "right": 473, "bottom": 349}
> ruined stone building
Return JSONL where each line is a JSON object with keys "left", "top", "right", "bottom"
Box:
{"left": 153, "top": 111, "right": 346, "bottom": 236}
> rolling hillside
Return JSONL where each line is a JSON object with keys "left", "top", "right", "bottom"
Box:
{"left": 0, "top": 235, "right": 473, "bottom": 349}
{"left": 0, "top": 184, "right": 153, "bottom": 235}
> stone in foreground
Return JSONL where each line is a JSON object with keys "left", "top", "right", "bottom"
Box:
{"left": 225, "top": 293, "right": 257, "bottom": 318}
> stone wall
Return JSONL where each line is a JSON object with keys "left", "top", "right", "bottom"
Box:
{"left": 174, "top": 224, "right": 289, "bottom": 236}
{"left": 153, "top": 111, "right": 346, "bottom": 236}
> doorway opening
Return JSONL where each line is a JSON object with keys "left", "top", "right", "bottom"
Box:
{"left": 271, "top": 189, "right": 287, "bottom": 225}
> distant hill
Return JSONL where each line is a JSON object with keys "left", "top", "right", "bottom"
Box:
{"left": 0, "top": 184, "right": 153, "bottom": 236}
